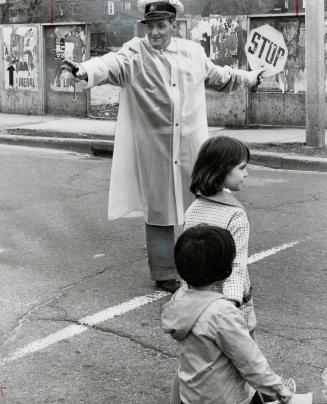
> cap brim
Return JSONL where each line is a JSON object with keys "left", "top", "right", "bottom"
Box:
{"left": 140, "top": 11, "right": 175, "bottom": 24}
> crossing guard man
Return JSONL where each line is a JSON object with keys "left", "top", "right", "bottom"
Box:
{"left": 61, "top": 0, "right": 263, "bottom": 293}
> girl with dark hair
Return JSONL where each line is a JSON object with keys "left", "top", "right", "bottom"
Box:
{"left": 169, "top": 136, "right": 296, "bottom": 403}
{"left": 185, "top": 135, "right": 255, "bottom": 333}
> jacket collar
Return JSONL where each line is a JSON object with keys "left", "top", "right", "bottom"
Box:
{"left": 198, "top": 189, "right": 245, "bottom": 210}
{"left": 144, "top": 36, "right": 177, "bottom": 54}
{"left": 166, "top": 37, "right": 177, "bottom": 52}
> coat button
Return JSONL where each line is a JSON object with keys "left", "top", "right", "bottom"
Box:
{"left": 175, "top": 123, "right": 179, "bottom": 126}
{"left": 172, "top": 83, "right": 176, "bottom": 87}
{"left": 174, "top": 161, "right": 178, "bottom": 164}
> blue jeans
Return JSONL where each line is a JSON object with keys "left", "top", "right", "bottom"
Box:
{"left": 145, "top": 223, "right": 178, "bottom": 281}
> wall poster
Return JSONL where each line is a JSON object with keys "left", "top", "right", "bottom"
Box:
{"left": 189, "top": 16, "right": 247, "bottom": 69}
{"left": 210, "top": 15, "right": 247, "bottom": 69}
{"left": 189, "top": 17, "right": 211, "bottom": 57}
{"left": 46, "top": 25, "right": 87, "bottom": 93}
{"left": 3, "top": 26, "right": 38, "bottom": 91}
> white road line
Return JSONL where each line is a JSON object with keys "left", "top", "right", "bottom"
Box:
{"left": 3, "top": 325, "right": 88, "bottom": 364}
{"left": 79, "top": 291, "right": 168, "bottom": 327}
{"left": 93, "top": 254, "right": 106, "bottom": 258}
{"left": 0, "top": 291, "right": 168, "bottom": 365}
{"left": 0, "top": 242, "right": 299, "bottom": 365}
{"left": 248, "top": 241, "right": 300, "bottom": 264}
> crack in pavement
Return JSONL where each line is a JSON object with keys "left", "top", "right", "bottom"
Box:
{"left": 73, "top": 189, "right": 107, "bottom": 199}
{"left": 244, "top": 202, "right": 280, "bottom": 212}
{"left": 0, "top": 290, "right": 76, "bottom": 346}
{"left": 0, "top": 259, "right": 145, "bottom": 347}
{"left": 259, "top": 324, "right": 327, "bottom": 333}
{"left": 36, "top": 317, "right": 177, "bottom": 359}
{"left": 64, "top": 165, "right": 102, "bottom": 185}
{"left": 257, "top": 327, "right": 327, "bottom": 345}
{"left": 91, "top": 324, "right": 177, "bottom": 359}
{"left": 246, "top": 194, "right": 326, "bottom": 211}
{"left": 0, "top": 291, "right": 169, "bottom": 365}
{"left": 293, "top": 362, "right": 325, "bottom": 372}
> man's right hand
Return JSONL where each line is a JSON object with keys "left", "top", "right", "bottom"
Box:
{"left": 60, "top": 59, "right": 88, "bottom": 82}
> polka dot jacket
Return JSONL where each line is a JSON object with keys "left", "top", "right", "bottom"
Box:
{"left": 184, "top": 190, "right": 256, "bottom": 332}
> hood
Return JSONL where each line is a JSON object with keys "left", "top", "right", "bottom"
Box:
{"left": 161, "top": 287, "right": 224, "bottom": 341}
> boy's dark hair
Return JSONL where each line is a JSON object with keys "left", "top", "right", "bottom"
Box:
{"left": 190, "top": 136, "right": 250, "bottom": 197}
{"left": 174, "top": 225, "right": 236, "bottom": 287}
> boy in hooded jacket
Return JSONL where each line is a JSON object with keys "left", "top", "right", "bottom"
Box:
{"left": 161, "top": 225, "right": 293, "bottom": 404}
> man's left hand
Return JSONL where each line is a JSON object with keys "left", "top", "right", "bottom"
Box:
{"left": 247, "top": 67, "right": 265, "bottom": 92}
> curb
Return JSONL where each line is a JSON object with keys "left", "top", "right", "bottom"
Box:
{"left": 0, "top": 133, "right": 327, "bottom": 172}
{"left": 0, "top": 134, "right": 114, "bottom": 155}
{"left": 250, "top": 150, "right": 327, "bottom": 172}
{"left": 6, "top": 128, "right": 115, "bottom": 141}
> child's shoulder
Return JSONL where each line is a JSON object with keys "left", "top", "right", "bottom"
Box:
{"left": 189, "top": 191, "right": 244, "bottom": 209}
{"left": 189, "top": 196, "right": 243, "bottom": 210}
{"left": 206, "top": 297, "right": 239, "bottom": 316}
{"left": 198, "top": 298, "right": 245, "bottom": 330}
{"left": 207, "top": 190, "right": 245, "bottom": 209}
{"left": 185, "top": 195, "right": 247, "bottom": 225}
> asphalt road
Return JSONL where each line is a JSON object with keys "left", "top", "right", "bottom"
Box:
{"left": 0, "top": 145, "right": 326, "bottom": 403}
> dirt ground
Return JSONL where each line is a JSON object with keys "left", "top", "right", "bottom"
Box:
{"left": 91, "top": 84, "right": 120, "bottom": 106}
{"left": 90, "top": 84, "right": 119, "bottom": 120}
{"left": 89, "top": 103, "right": 119, "bottom": 120}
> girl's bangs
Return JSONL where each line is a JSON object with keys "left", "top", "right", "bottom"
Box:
{"left": 235, "top": 142, "right": 250, "bottom": 163}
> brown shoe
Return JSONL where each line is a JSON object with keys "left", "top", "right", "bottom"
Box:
{"left": 156, "top": 279, "right": 181, "bottom": 293}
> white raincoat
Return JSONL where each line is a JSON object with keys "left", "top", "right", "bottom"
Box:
{"left": 82, "top": 36, "right": 252, "bottom": 225}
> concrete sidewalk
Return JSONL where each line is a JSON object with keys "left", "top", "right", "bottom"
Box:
{"left": 0, "top": 113, "right": 326, "bottom": 171}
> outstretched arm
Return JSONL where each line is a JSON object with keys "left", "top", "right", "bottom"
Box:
{"left": 61, "top": 43, "right": 141, "bottom": 88}
{"left": 204, "top": 50, "right": 264, "bottom": 92}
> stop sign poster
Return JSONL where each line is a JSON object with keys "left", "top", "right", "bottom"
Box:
{"left": 245, "top": 24, "right": 288, "bottom": 77}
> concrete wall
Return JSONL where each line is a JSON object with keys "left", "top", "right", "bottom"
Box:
{"left": 249, "top": 93, "right": 327, "bottom": 128}
{"left": 206, "top": 88, "right": 247, "bottom": 127}
{"left": 0, "top": 23, "right": 90, "bottom": 117}
{"left": 249, "top": 92, "right": 306, "bottom": 126}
